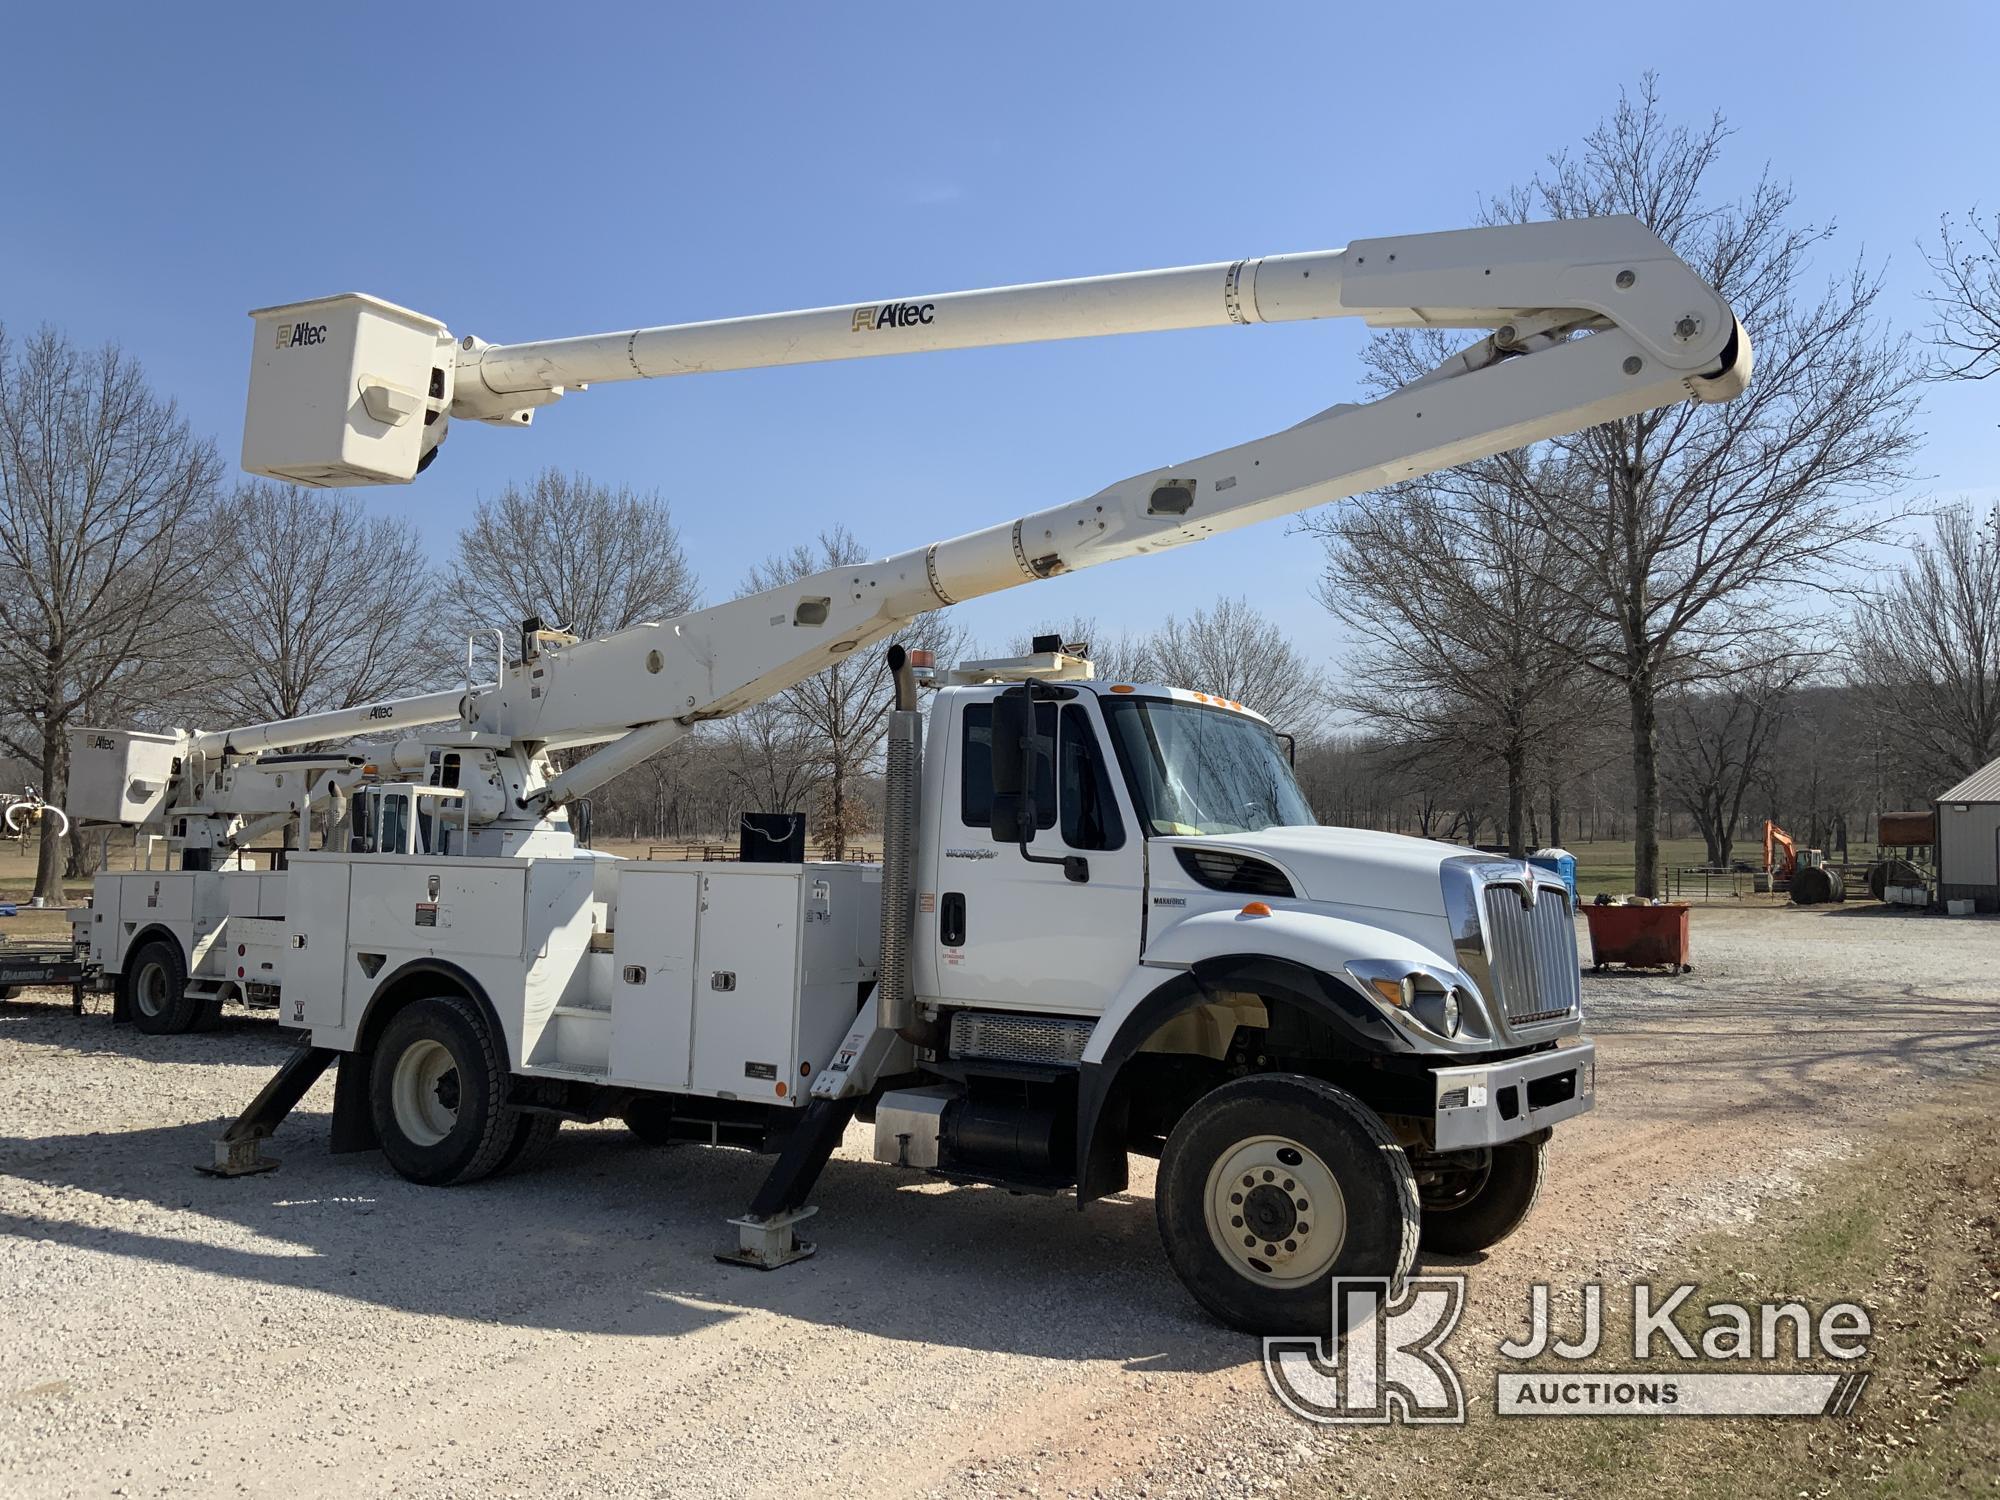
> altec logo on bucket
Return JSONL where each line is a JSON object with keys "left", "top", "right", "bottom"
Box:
{"left": 274, "top": 320, "right": 329, "bottom": 349}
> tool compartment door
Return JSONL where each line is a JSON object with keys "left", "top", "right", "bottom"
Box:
{"left": 608, "top": 868, "right": 701, "bottom": 1090}
{"left": 689, "top": 868, "right": 803, "bottom": 1102}
{"left": 284, "top": 859, "right": 351, "bottom": 1030}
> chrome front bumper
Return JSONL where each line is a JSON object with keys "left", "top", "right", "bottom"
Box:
{"left": 1430, "top": 1039, "right": 1595, "bottom": 1151}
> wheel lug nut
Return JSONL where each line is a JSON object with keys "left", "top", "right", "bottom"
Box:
{"left": 1231, "top": 1215, "right": 1243, "bottom": 1228}
{"left": 1295, "top": 1197, "right": 1308, "bottom": 1211}
{"left": 1285, "top": 1239, "right": 1297, "bottom": 1252}
{"left": 1282, "top": 1178, "right": 1294, "bottom": 1191}
{"left": 1242, "top": 1175, "right": 1254, "bottom": 1188}
{"left": 1263, "top": 1244, "right": 1277, "bottom": 1257}
{"left": 1262, "top": 1170, "right": 1274, "bottom": 1182}
{"left": 1243, "top": 1234, "right": 1256, "bottom": 1247}
{"left": 1297, "top": 1223, "right": 1309, "bottom": 1234}
{"left": 1230, "top": 1192, "right": 1242, "bottom": 1205}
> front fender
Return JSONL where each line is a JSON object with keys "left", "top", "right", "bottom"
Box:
{"left": 1098, "top": 906, "right": 1456, "bottom": 1062}
{"left": 1072, "top": 909, "right": 1468, "bottom": 1207}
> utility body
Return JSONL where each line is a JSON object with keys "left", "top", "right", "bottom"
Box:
{"left": 65, "top": 217, "right": 1749, "bottom": 1329}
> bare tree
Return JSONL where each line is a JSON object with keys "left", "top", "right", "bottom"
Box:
{"left": 450, "top": 467, "right": 697, "bottom": 639}
{"left": 1921, "top": 208, "right": 2000, "bottom": 381}
{"left": 204, "top": 482, "right": 442, "bottom": 724}
{"left": 1142, "top": 596, "right": 1326, "bottom": 733}
{"left": 1849, "top": 502, "right": 2000, "bottom": 785}
{"left": 740, "top": 527, "right": 966, "bottom": 858}
{"left": 1313, "top": 478, "right": 1608, "bottom": 856}
{"left": 1660, "top": 657, "right": 1801, "bottom": 867}
{"left": 0, "top": 327, "right": 223, "bottom": 899}
{"left": 1355, "top": 77, "right": 1920, "bottom": 892}
{"left": 718, "top": 699, "right": 826, "bottom": 824}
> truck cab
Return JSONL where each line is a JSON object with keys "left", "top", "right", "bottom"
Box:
{"left": 837, "top": 652, "right": 1596, "bottom": 1329}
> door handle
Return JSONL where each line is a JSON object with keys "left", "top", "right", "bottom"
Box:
{"left": 940, "top": 891, "right": 966, "bottom": 946}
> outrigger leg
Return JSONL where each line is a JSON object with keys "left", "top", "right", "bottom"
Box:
{"left": 715, "top": 1096, "right": 858, "bottom": 1270}
{"left": 196, "top": 1041, "right": 339, "bottom": 1177}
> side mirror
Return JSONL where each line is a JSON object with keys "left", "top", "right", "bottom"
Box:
{"left": 990, "top": 792, "right": 1024, "bottom": 844}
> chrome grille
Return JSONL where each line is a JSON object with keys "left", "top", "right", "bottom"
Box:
{"left": 1479, "top": 884, "right": 1582, "bottom": 1025}
{"left": 948, "top": 1010, "right": 1094, "bottom": 1067}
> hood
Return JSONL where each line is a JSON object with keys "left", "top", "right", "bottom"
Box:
{"left": 1163, "top": 825, "right": 1469, "bottom": 917}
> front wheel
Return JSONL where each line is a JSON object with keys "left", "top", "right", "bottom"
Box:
{"left": 1417, "top": 1139, "right": 1546, "bottom": 1254}
{"left": 1156, "top": 1074, "right": 1420, "bottom": 1334}
{"left": 368, "top": 995, "right": 521, "bottom": 1185}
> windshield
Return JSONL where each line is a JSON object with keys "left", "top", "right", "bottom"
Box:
{"left": 1101, "top": 696, "right": 1315, "bottom": 836}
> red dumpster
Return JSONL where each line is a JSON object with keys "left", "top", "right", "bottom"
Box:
{"left": 1582, "top": 902, "right": 1691, "bottom": 972}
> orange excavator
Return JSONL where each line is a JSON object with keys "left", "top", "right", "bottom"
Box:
{"left": 1763, "top": 820, "right": 1799, "bottom": 882}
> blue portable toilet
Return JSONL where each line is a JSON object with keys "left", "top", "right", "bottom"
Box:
{"left": 1530, "top": 847, "right": 1578, "bottom": 902}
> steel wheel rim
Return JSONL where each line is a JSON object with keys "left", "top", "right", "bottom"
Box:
{"left": 1203, "top": 1133, "right": 1347, "bottom": 1287}
{"left": 391, "top": 1038, "right": 461, "bottom": 1147}
{"left": 134, "top": 961, "right": 170, "bottom": 1019}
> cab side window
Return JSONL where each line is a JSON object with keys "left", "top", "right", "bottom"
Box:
{"left": 960, "top": 701, "right": 1056, "bottom": 830}
{"left": 1058, "top": 704, "right": 1125, "bottom": 851}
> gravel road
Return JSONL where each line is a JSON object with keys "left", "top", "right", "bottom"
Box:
{"left": 3, "top": 903, "right": 1995, "bottom": 1499}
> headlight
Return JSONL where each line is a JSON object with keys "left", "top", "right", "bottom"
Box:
{"left": 1346, "top": 960, "right": 1468, "bottom": 1040}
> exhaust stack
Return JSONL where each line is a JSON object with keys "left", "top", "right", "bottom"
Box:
{"left": 875, "top": 645, "right": 930, "bottom": 1044}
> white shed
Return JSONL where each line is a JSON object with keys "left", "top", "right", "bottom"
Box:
{"left": 1935, "top": 757, "right": 2000, "bottom": 913}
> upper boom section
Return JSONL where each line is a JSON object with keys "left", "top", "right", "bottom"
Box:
{"left": 242, "top": 216, "right": 1740, "bottom": 488}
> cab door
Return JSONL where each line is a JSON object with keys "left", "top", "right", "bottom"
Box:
{"left": 932, "top": 693, "right": 1143, "bottom": 1014}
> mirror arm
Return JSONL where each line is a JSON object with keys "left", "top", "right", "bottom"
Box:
{"left": 1011, "top": 681, "right": 1089, "bottom": 882}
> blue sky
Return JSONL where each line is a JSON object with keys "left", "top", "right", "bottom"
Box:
{"left": 5, "top": 3, "right": 1992, "bottom": 667}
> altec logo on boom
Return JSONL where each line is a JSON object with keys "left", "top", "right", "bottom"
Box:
{"left": 273, "top": 320, "right": 329, "bottom": 350}
{"left": 851, "top": 301, "right": 936, "bottom": 332}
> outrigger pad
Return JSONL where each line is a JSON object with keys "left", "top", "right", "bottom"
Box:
{"left": 198, "top": 1137, "right": 281, "bottom": 1178}
{"left": 195, "top": 1042, "right": 338, "bottom": 1178}
{"left": 715, "top": 1205, "right": 818, "bottom": 1270}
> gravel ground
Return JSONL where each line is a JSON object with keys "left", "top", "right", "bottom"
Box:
{"left": 2, "top": 902, "right": 1995, "bottom": 1498}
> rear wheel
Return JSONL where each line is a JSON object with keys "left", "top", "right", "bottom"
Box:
{"left": 369, "top": 995, "right": 521, "bottom": 1185}
{"left": 1156, "top": 1074, "right": 1419, "bottom": 1334}
{"left": 1417, "top": 1139, "right": 1546, "bottom": 1254}
{"left": 125, "top": 940, "right": 202, "bottom": 1035}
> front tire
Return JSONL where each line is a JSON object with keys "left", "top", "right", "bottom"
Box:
{"left": 369, "top": 995, "right": 521, "bottom": 1185}
{"left": 1156, "top": 1074, "right": 1420, "bottom": 1334}
{"left": 1418, "top": 1139, "right": 1546, "bottom": 1254}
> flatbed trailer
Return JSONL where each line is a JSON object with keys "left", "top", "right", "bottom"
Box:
{"left": 0, "top": 937, "right": 98, "bottom": 1012}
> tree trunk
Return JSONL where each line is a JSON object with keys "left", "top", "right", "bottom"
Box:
{"left": 1628, "top": 667, "right": 1662, "bottom": 898}
{"left": 1547, "top": 782, "right": 1563, "bottom": 853}
{"left": 1501, "top": 745, "right": 1524, "bottom": 857}
{"left": 34, "top": 718, "right": 65, "bottom": 903}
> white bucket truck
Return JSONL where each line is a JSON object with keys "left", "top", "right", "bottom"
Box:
{"left": 66, "top": 217, "right": 1748, "bottom": 1328}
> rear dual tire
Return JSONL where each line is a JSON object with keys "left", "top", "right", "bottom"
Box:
{"left": 369, "top": 994, "right": 556, "bottom": 1185}
{"left": 125, "top": 940, "right": 213, "bottom": 1035}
